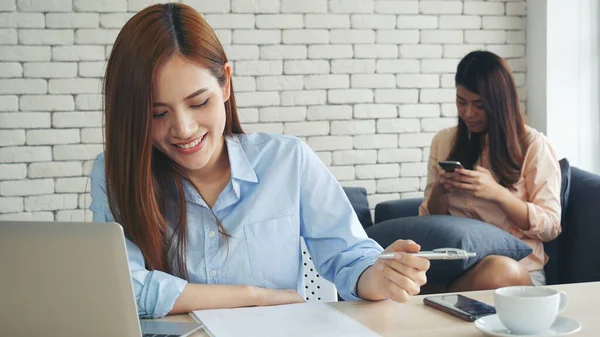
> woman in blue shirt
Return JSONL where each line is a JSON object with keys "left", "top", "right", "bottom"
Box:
{"left": 90, "top": 3, "right": 429, "bottom": 318}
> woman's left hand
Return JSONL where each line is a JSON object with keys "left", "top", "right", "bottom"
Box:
{"left": 448, "top": 166, "right": 504, "bottom": 201}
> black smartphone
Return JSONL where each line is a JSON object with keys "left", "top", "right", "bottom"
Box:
{"left": 423, "top": 294, "right": 496, "bottom": 322}
{"left": 438, "top": 160, "right": 464, "bottom": 172}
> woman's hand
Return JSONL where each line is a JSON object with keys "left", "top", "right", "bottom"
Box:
{"left": 437, "top": 170, "right": 461, "bottom": 194}
{"left": 449, "top": 166, "right": 504, "bottom": 201}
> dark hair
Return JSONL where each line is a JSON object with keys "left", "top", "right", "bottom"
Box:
{"left": 448, "top": 50, "right": 527, "bottom": 189}
{"left": 104, "top": 3, "right": 243, "bottom": 279}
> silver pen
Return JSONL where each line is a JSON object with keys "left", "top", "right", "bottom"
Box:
{"left": 378, "top": 248, "right": 476, "bottom": 260}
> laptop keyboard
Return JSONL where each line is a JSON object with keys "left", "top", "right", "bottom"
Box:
{"left": 142, "top": 334, "right": 181, "bottom": 337}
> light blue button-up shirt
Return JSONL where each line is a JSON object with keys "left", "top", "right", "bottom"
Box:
{"left": 90, "top": 133, "right": 383, "bottom": 318}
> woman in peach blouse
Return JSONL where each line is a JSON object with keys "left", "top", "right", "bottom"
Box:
{"left": 419, "top": 51, "right": 562, "bottom": 291}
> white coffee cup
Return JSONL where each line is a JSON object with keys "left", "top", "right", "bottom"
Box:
{"left": 494, "top": 286, "right": 568, "bottom": 335}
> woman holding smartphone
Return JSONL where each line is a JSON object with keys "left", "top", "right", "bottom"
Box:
{"left": 419, "top": 51, "right": 562, "bottom": 291}
{"left": 89, "top": 3, "right": 429, "bottom": 318}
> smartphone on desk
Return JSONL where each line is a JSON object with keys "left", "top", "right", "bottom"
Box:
{"left": 423, "top": 294, "right": 496, "bottom": 322}
{"left": 438, "top": 160, "right": 464, "bottom": 172}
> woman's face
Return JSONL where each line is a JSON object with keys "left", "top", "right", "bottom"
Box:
{"left": 151, "top": 54, "right": 231, "bottom": 173}
{"left": 456, "top": 85, "right": 488, "bottom": 133}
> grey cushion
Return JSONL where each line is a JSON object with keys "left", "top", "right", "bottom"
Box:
{"left": 366, "top": 215, "right": 533, "bottom": 284}
{"left": 342, "top": 187, "right": 373, "bottom": 229}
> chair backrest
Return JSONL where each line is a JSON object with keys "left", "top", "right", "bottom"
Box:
{"left": 300, "top": 238, "right": 338, "bottom": 302}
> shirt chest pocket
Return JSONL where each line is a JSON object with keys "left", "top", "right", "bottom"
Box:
{"left": 244, "top": 214, "right": 299, "bottom": 289}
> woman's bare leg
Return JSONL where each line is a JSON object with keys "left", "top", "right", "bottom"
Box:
{"left": 448, "top": 255, "right": 532, "bottom": 292}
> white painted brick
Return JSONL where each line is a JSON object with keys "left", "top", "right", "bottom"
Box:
{"left": 235, "top": 108, "right": 258, "bottom": 123}
{"left": 441, "top": 74, "right": 455, "bottom": 88}
{"left": 305, "top": 74, "right": 349, "bottom": 89}
{"left": 354, "top": 104, "right": 397, "bottom": 119}
{"left": 329, "top": 0, "right": 373, "bottom": 13}
{"left": 439, "top": 15, "right": 482, "bottom": 29}
{"left": 0, "top": 46, "right": 50, "bottom": 61}
{"left": 329, "top": 165, "right": 355, "bottom": 181}
{"left": 0, "top": 29, "right": 17, "bottom": 44}
{"left": 0, "top": 164, "right": 26, "bottom": 180}
{"left": 482, "top": 16, "right": 523, "bottom": 30}
{"left": 307, "top": 136, "right": 352, "bottom": 151}
{"left": 0, "top": 13, "right": 44, "bottom": 28}
{"left": 421, "top": 30, "right": 462, "bottom": 44}
{"left": 377, "top": 177, "right": 420, "bottom": 193}
{"left": 205, "top": 15, "right": 254, "bottom": 29}
{"left": 256, "top": 14, "right": 303, "bottom": 29}
{"left": 377, "top": 30, "right": 419, "bottom": 44}
{"left": 517, "top": 87, "right": 527, "bottom": 101}
{"left": 78, "top": 61, "right": 106, "bottom": 77}
{"left": 397, "top": 15, "right": 438, "bottom": 29}
{"left": 232, "top": 0, "right": 279, "bottom": 13}
{"left": 259, "top": 107, "right": 306, "bottom": 122}
{"left": 53, "top": 46, "right": 105, "bottom": 61}
{"left": 513, "top": 73, "right": 525, "bottom": 87}
{"left": 73, "top": 0, "right": 126, "bottom": 12}
{"left": 401, "top": 162, "right": 427, "bottom": 177}
{"left": 331, "top": 120, "right": 375, "bottom": 135}
{"left": 402, "top": 191, "right": 424, "bottom": 199}
{"left": 0, "top": 130, "right": 25, "bottom": 146}
{"left": 330, "top": 29, "right": 374, "bottom": 44}
{"left": 351, "top": 14, "right": 396, "bottom": 29}
{"left": 215, "top": 30, "right": 231, "bottom": 45}
{"left": 443, "top": 44, "right": 484, "bottom": 58}
{"left": 75, "top": 94, "right": 102, "bottom": 110}
{"left": 0, "top": 197, "right": 22, "bottom": 213}
{"left": 354, "top": 134, "right": 398, "bottom": 149}
{"left": 421, "top": 59, "right": 460, "bottom": 73}
{"left": 507, "top": 58, "right": 526, "bottom": 72}
{"left": 356, "top": 164, "right": 399, "bottom": 179}
{"left": 354, "top": 44, "right": 397, "bottom": 59}
{"left": 79, "top": 193, "right": 92, "bottom": 211}
{"left": 53, "top": 144, "right": 102, "bottom": 161}
{"left": 0, "top": 211, "right": 54, "bottom": 221}
{"left": 0, "top": 62, "right": 23, "bottom": 77}
{"left": 75, "top": 28, "right": 119, "bottom": 44}
{"left": 261, "top": 45, "right": 307, "bottom": 60}
{"left": 420, "top": 89, "right": 455, "bottom": 103}
{"left": 52, "top": 111, "right": 102, "bottom": 128}
{"left": 24, "top": 62, "right": 77, "bottom": 78}
{"left": 223, "top": 45, "right": 259, "bottom": 60}
{"left": 281, "top": 90, "right": 326, "bottom": 106}
{"left": 422, "top": 148, "right": 430, "bottom": 162}
{"left": 20, "top": 95, "right": 74, "bottom": 111}
{"left": 281, "top": 0, "right": 327, "bottom": 14}
{"left": 244, "top": 122, "right": 283, "bottom": 134}
{"left": 19, "top": 29, "right": 73, "bottom": 45}
{"left": 181, "top": 0, "right": 230, "bottom": 13}
{"left": 507, "top": 30, "right": 525, "bottom": 44}
{"left": 331, "top": 59, "right": 375, "bottom": 74}
{"left": 235, "top": 91, "right": 279, "bottom": 107}
{"left": 332, "top": 150, "right": 377, "bottom": 165}
{"left": 80, "top": 127, "right": 103, "bottom": 143}
{"left": 341, "top": 180, "right": 376, "bottom": 194}
{"left": 98, "top": 13, "right": 133, "bottom": 28}
{"left": 507, "top": 2, "right": 526, "bottom": 16}
{"left": 399, "top": 104, "right": 440, "bottom": 118}
{"left": 315, "top": 151, "right": 331, "bottom": 165}
{"left": 399, "top": 133, "right": 436, "bottom": 148}
{"left": 24, "top": 194, "right": 78, "bottom": 211}
{"left": 375, "top": 1, "right": 418, "bottom": 14}
{"left": 441, "top": 103, "right": 458, "bottom": 117}
{"left": 283, "top": 29, "right": 328, "bottom": 44}
{"left": 378, "top": 148, "right": 421, "bottom": 163}
{"left": 464, "top": 2, "right": 504, "bottom": 15}
{"left": 232, "top": 76, "right": 255, "bottom": 92}
{"left": 49, "top": 78, "right": 101, "bottom": 94}
{"left": 308, "top": 45, "right": 352, "bottom": 59}
{"left": 55, "top": 209, "right": 92, "bottom": 222}
{"left": 351, "top": 74, "right": 395, "bottom": 88}
{"left": 375, "top": 89, "right": 418, "bottom": 103}
{"left": 0, "top": 178, "right": 54, "bottom": 196}
{"left": 46, "top": 13, "right": 99, "bottom": 28}
{"left": 0, "top": 79, "right": 46, "bottom": 94}
{"left": 421, "top": 118, "right": 457, "bottom": 132}
{"left": 420, "top": 1, "right": 462, "bottom": 15}
{"left": 55, "top": 177, "right": 89, "bottom": 193}
{"left": 17, "top": 0, "right": 71, "bottom": 12}
{"left": 376, "top": 59, "right": 419, "bottom": 74}
{"left": 305, "top": 14, "right": 349, "bottom": 28}
{"left": 0, "top": 112, "right": 51, "bottom": 128}
{"left": 377, "top": 118, "right": 420, "bottom": 133}
{"left": 0, "top": 0, "right": 15, "bottom": 11}
{"left": 233, "top": 61, "right": 283, "bottom": 76}
{"left": 367, "top": 193, "right": 400, "bottom": 208}
{"left": 397, "top": 74, "right": 439, "bottom": 88}
{"left": 486, "top": 44, "right": 525, "bottom": 58}
{"left": 29, "top": 161, "right": 82, "bottom": 178}
{"left": 27, "top": 129, "right": 79, "bottom": 145}
{"left": 233, "top": 30, "right": 281, "bottom": 45}
{"left": 284, "top": 60, "right": 329, "bottom": 74}
{"left": 465, "top": 30, "right": 506, "bottom": 44}
{"left": 329, "top": 89, "right": 373, "bottom": 104}
{"left": 81, "top": 160, "right": 94, "bottom": 175}
{"left": 283, "top": 121, "right": 329, "bottom": 136}
{"left": 0, "top": 95, "right": 18, "bottom": 111}
{"left": 307, "top": 105, "right": 352, "bottom": 120}
{"left": 256, "top": 75, "right": 303, "bottom": 91}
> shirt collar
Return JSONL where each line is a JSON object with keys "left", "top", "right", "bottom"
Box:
{"left": 226, "top": 135, "right": 258, "bottom": 184}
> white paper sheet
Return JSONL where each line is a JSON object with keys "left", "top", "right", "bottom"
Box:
{"left": 191, "top": 302, "right": 380, "bottom": 337}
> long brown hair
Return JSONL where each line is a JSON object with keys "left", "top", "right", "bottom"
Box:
{"left": 448, "top": 50, "right": 527, "bottom": 189}
{"left": 103, "top": 3, "right": 243, "bottom": 279}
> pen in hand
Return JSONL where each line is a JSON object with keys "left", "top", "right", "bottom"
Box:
{"left": 378, "top": 249, "right": 476, "bottom": 260}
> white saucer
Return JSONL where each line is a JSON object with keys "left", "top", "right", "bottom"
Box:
{"left": 474, "top": 314, "right": 581, "bottom": 336}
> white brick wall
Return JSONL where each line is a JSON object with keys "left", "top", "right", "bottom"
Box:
{"left": 0, "top": 0, "right": 527, "bottom": 220}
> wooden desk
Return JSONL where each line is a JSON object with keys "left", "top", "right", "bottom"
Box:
{"left": 163, "top": 282, "right": 597, "bottom": 336}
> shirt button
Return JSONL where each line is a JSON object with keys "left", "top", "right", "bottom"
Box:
{"left": 208, "top": 231, "right": 215, "bottom": 238}
{"left": 210, "top": 270, "right": 217, "bottom": 277}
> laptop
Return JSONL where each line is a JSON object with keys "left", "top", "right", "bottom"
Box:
{"left": 0, "top": 221, "right": 202, "bottom": 337}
